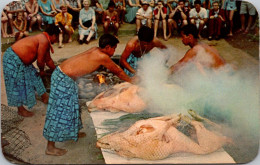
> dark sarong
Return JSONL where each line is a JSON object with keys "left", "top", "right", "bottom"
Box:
{"left": 43, "top": 67, "right": 82, "bottom": 142}
{"left": 3, "top": 47, "right": 46, "bottom": 109}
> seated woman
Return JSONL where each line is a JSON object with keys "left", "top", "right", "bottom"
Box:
{"left": 78, "top": 0, "right": 97, "bottom": 44}
{"left": 25, "top": 0, "right": 43, "bottom": 32}
{"left": 103, "top": 1, "right": 120, "bottom": 36}
{"left": 1, "top": 10, "right": 9, "bottom": 38}
{"left": 55, "top": 4, "right": 74, "bottom": 48}
{"left": 114, "top": 0, "right": 126, "bottom": 24}
{"left": 13, "top": 12, "right": 29, "bottom": 41}
{"left": 153, "top": 0, "right": 167, "bottom": 40}
{"left": 64, "top": 0, "right": 81, "bottom": 28}
{"left": 125, "top": 0, "right": 141, "bottom": 23}
{"left": 52, "top": 0, "right": 65, "bottom": 13}
{"left": 38, "top": 0, "right": 57, "bottom": 26}
{"left": 91, "top": 0, "right": 105, "bottom": 24}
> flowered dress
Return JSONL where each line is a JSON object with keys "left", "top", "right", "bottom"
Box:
{"left": 78, "top": 8, "right": 98, "bottom": 38}
{"left": 125, "top": 0, "right": 139, "bottom": 23}
{"left": 38, "top": 0, "right": 55, "bottom": 24}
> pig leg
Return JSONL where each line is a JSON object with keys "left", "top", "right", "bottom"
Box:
{"left": 190, "top": 120, "right": 231, "bottom": 154}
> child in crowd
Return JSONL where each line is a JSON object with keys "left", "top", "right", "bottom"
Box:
{"left": 13, "top": 12, "right": 29, "bottom": 41}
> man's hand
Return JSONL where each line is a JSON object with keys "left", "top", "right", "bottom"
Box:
{"left": 38, "top": 70, "right": 47, "bottom": 78}
{"left": 131, "top": 75, "right": 140, "bottom": 84}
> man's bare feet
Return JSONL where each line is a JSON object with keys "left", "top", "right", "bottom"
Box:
{"left": 46, "top": 148, "right": 67, "bottom": 156}
{"left": 41, "top": 93, "right": 49, "bottom": 104}
{"left": 18, "top": 106, "right": 34, "bottom": 117}
{"left": 46, "top": 141, "right": 67, "bottom": 156}
{"left": 78, "top": 132, "right": 86, "bottom": 138}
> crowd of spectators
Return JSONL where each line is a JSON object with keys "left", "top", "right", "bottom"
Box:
{"left": 1, "top": 0, "right": 259, "bottom": 44}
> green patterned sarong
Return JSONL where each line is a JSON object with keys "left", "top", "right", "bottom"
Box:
{"left": 43, "top": 67, "right": 82, "bottom": 142}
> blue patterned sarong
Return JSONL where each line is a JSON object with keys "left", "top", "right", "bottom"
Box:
{"left": 43, "top": 67, "right": 82, "bottom": 142}
{"left": 124, "top": 53, "right": 141, "bottom": 77}
{"left": 3, "top": 47, "right": 46, "bottom": 109}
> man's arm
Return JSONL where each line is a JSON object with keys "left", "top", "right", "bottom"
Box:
{"left": 45, "top": 51, "right": 56, "bottom": 71}
{"left": 102, "top": 56, "right": 132, "bottom": 83}
{"left": 169, "top": 48, "right": 196, "bottom": 74}
{"left": 36, "top": 37, "right": 50, "bottom": 76}
{"left": 154, "top": 37, "right": 167, "bottom": 49}
{"left": 120, "top": 41, "right": 136, "bottom": 74}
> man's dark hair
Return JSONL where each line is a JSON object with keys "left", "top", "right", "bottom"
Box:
{"left": 45, "top": 24, "right": 61, "bottom": 35}
{"left": 181, "top": 24, "right": 199, "bottom": 38}
{"left": 194, "top": 0, "right": 201, "bottom": 5}
{"left": 179, "top": 0, "right": 185, "bottom": 3}
{"left": 108, "top": 1, "right": 115, "bottom": 8}
{"left": 99, "top": 34, "right": 119, "bottom": 48}
{"left": 212, "top": 1, "right": 219, "bottom": 5}
{"left": 138, "top": 26, "right": 154, "bottom": 42}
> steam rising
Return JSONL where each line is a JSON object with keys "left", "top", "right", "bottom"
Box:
{"left": 136, "top": 47, "right": 259, "bottom": 141}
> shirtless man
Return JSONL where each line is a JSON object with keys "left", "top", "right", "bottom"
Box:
{"left": 3, "top": 25, "right": 59, "bottom": 117}
{"left": 169, "top": 24, "right": 226, "bottom": 74}
{"left": 43, "top": 34, "right": 133, "bottom": 156}
{"left": 102, "top": 1, "right": 120, "bottom": 36}
{"left": 120, "top": 26, "right": 167, "bottom": 77}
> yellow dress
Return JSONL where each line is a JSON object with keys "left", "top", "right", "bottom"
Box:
{"left": 55, "top": 12, "right": 74, "bottom": 33}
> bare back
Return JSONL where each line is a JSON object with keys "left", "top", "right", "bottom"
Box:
{"left": 11, "top": 33, "right": 50, "bottom": 65}
{"left": 170, "top": 42, "right": 225, "bottom": 73}
{"left": 193, "top": 43, "right": 225, "bottom": 68}
{"left": 59, "top": 47, "right": 131, "bottom": 82}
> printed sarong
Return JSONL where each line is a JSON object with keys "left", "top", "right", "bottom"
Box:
{"left": 43, "top": 67, "right": 82, "bottom": 142}
{"left": 3, "top": 47, "right": 46, "bottom": 109}
{"left": 124, "top": 53, "right": 141, "bottom": 77}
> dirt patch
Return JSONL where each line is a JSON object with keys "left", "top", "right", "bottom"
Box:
{"left": 225, "top": 32, "right": 259, "bottom": 60}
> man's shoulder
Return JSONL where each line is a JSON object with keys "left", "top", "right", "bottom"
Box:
{"left": 200, "top": 7, "right": 207, "bottom": 12}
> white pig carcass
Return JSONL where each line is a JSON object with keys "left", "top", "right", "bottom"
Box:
{"left": 88, "top": 82, "right": 147, "bottom": 113}
{"left": 96, "top": 114, "right": 232, "bottom": 160}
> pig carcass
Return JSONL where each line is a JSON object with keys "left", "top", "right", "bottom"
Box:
{"left": 96, "top": 114, "right": 232, "bottom": 160}
{"left": 88, "top": 82, "right": 147, "bottom": 113}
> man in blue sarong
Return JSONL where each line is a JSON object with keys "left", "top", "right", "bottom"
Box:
{"left": 43, "top": 34, "right": 134, "bottom": 156}
{"left": 3, "top": 25, "right": 59, "bottom": 117}
{"left": 119, "top": 26, "right": 168, "bottom": 77}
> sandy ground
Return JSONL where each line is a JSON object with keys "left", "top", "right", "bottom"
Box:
{"left": 1, "top": 30, "right": 259, "bottom": 164}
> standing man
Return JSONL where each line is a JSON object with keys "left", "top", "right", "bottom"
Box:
{"left": 43, "top": 34, "right": 133, "bottom": 156}
{"left": 169, "top": 24, "right": 226, "bottom": 74}
{"left": 120, "top": 26, "right": 167, "bottom": 77}
{"left": 136, "top": 1, "right": 153, "bottom": 33}
{"left": 3, "top": 25, "right": 60, "bottom": 117}
{"left": 189, "top": 0, "right": 208, "bottom": 39}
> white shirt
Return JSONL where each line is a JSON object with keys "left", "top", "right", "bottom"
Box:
{"left": 136, "top": 6, "right": 152, "bottom": 18}
{"left": 136, "top": 6, "right": 152, "bottom": 24}
{"left": 189, "top": 7, "right": 208, "bottom": 19}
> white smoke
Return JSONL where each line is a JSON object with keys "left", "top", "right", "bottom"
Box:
{"left": 136, "top": 47, "right": 259, "bottom": 140}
